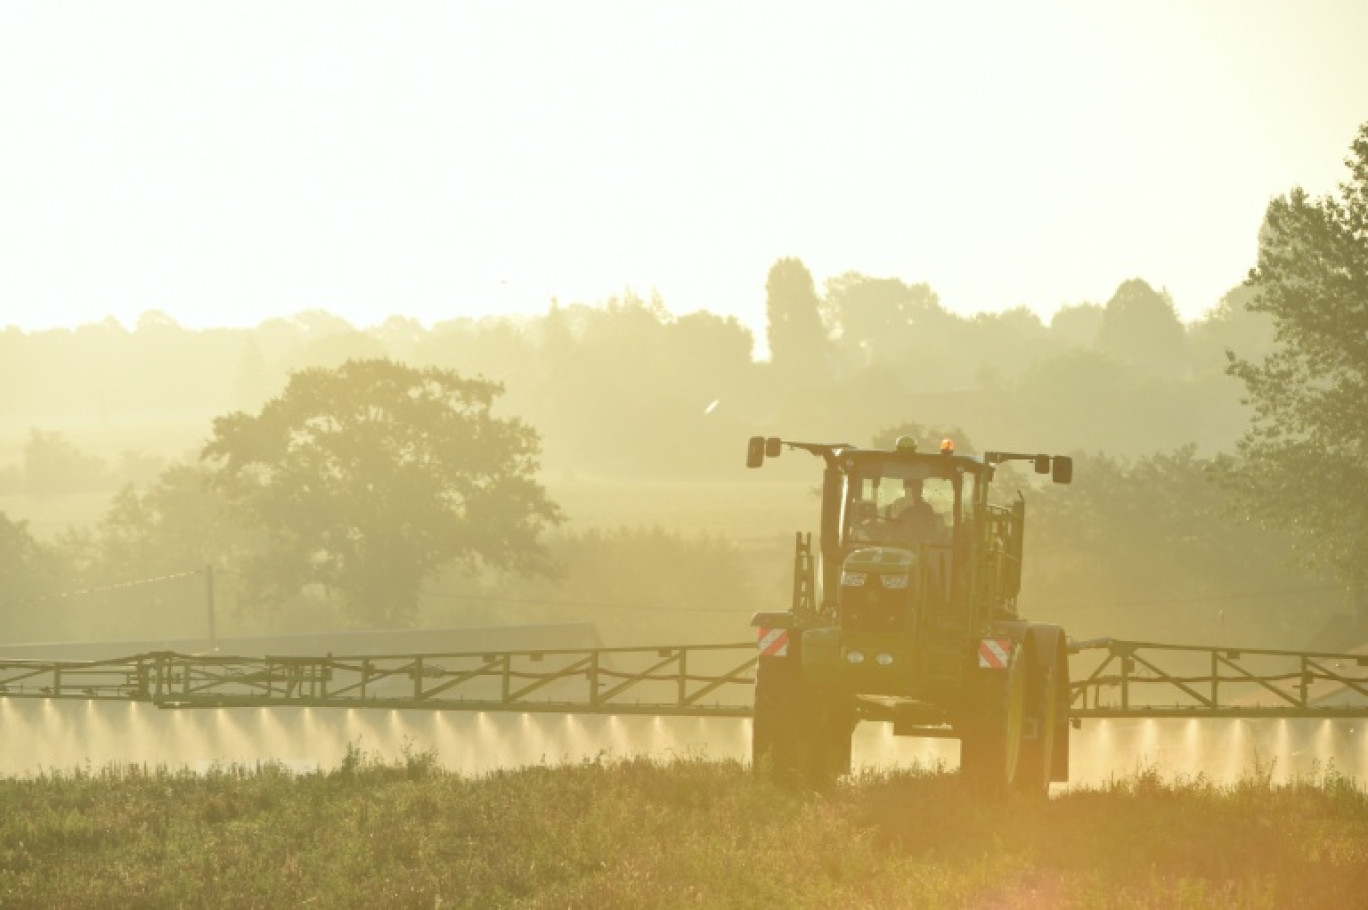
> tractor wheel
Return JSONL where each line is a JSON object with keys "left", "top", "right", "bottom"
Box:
{"left": 752, "top": 654, "right": 853, "bottom": 790}
{"left": 811, "top": 694, "right": 856, "bottom": 785}
{"left": 959, "top": 637, "right": 1030, "bottom": 797}
{"left": 1012, "top": 639, "right": 1060, "bottom": 800}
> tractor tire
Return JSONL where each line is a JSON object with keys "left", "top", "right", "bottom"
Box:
{"left": 752, "top": 654, "right": 853, "bottom": 790}
{"left": 812, "top": 694, "right": 856, "bottom": 786}
{"left": 959, "top": 636, "right": 1031, "bottom": 798}
{"left": 1012, "top": 637, "right": 1060, "bottom": 800}
{"left": 752, "top": 654, "right": 804, "bottom": 785}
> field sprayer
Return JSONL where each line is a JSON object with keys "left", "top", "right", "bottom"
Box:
{"left": 746, "top": 434, "right": 1073, "bottom": 796}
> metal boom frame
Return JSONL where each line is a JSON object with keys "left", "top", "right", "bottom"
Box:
{"left": 0, "top": 644, "right": 758, "bottom": 717}
{"left": 3, "top": 639, "right": 1367, "bottom": 719}
{"left": 1069, "top": 639, "right": 1368, "bottom": 718}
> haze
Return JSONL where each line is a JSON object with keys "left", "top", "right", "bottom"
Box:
{"left": 3, "top": 1, "right": 1366, "bottom": 337}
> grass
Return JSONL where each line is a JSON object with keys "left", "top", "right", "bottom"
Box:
{"left": 1, "top": 753, "right": 1365, "bottom": 909}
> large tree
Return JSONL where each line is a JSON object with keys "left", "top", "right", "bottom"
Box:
{"left": 1226, "top": 123, "right": 1368, "bottom": 594}
{"left": 202, "top": 358, "right": 561, "bottom": 627}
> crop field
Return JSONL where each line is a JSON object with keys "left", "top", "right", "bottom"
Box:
{"left": 1, "top": 754, "right": 1365, "bottom": 909}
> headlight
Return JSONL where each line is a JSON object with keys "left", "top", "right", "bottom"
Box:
{"left": 880, "top": 574, "right": 910, "bottom": 589}
{"left": 845, "top": 650, "right": 866, "bottom": 665}
{"left": 841, "top": 571, "right": 867, "bottom": 587}
{"left": 876, "top": 653, "right": 894, "bottom": 667}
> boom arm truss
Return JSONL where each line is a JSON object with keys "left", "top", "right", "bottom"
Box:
{"left": 4, "top": 639, "right": 1367, "bottom": 719}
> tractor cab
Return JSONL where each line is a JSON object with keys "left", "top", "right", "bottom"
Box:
{"left": 844, "top": 452, "right": 961, "bottom": 548}
{"left": 746, "top": 434, "right": 1071, "bottom": 626}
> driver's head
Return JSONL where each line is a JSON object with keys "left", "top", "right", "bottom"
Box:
{"left": 903, "top": 478, "right": 924, "bottom": 500}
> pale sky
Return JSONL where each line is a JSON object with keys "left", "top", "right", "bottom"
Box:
{"left": 2, "top": 1, "right": 1365, "bottom": 340}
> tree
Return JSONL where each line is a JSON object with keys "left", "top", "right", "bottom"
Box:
{"left": 202, "top": 359, "right": 562, "bottom": 627}
{"left": 1049, "top": 302, "right": 1104, "bottom": 348}
{"left": 0, "top": 513, "right": 64, "bottom": 642}
{"left": 48, "top": 464, "right": 245, "bottom": 641}
{"left": 765, "top": 258, "right": 829, "bottom": 378}
{"left": 823, "top": 272, "right": 943, "bottom": 369}
{"left": 22, "top": 429, "right": 109, "bottom": 496}
{"left": 1096, "top": 278, "right": 1189, "bottom": 371}
{"left": 1226, "top": 123, "right": 1368, "bottom": 595}
{"left": 91, "top": 465, "right": 245, "bottom": 579}
{"left": 1028, "top": 448, "right": 1335, "bottom": 646}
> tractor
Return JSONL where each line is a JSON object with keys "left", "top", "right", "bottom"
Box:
{"left": 747, "top": 434, "right": 1073, "bottom": 796}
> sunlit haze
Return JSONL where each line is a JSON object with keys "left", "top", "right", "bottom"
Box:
{"left": 2, "top": 1, "right": 1366, "bottom": 336}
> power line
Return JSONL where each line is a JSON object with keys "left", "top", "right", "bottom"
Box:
{"left": 8, "top": 569, "right": 204, "bottom": 607}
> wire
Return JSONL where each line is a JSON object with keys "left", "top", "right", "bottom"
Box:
{"left": 7, "top": 569, "right": 205, "bottom": 607}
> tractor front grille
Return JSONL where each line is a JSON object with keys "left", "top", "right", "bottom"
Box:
{"left": 839, "top": 579, "right": 910, "bottom": 634}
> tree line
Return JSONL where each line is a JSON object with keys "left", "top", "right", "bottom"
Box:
{"left": 2, "top": 123, "right": 1365, "bottom": 648}
{"left": 2, "top": 274, "right": 1266, "bottom": 482}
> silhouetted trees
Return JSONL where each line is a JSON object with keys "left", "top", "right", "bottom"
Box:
{"left": 2, "top": 195, "right": 1352, "bottom": 643}
{"left": 824, "top": 273, "right": 942, "bottom": 372}
{"left": 1049, "top": 303, "right": 1105, "bottom": 348}
{"left": 765, "top": 257, "right": 829, "bottom": 380}
{"left": 1226, "top": 123, "right": 1368, "bottom": 595}
{"left": 0, "top": 514, "right": 63, "bottom": 641}
{"left": 1027, "top": 447, "right": 1334, "bottom": 646}
{"left": 1096, "top": 278, "right": 1189, "bottom": 372}
{"left": 0, "top": 260, "right": 1273, "bottom": 486}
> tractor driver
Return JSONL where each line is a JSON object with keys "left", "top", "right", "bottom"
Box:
{"left": 889, "top": 478, "right": 943, "bottom": 544}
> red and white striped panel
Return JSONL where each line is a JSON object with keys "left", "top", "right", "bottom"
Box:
{"left": 977, "top": 638, "right": 1015, "bottom": 669}
{"left": 757, "top": 627, "right": 789, "bottom": 658}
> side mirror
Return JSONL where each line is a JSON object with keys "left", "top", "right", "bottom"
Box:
{"left": 766, "top": 437, "right": 781, "bottom": 457}
{"left": 1052, "top": 456, "right": 1073, "bottom": 485}
{"left": 1033, "top": 455, "right": 1050, "bottom": 474}
{"left": 746, "top": 436, "right": 766, "bottom": 468}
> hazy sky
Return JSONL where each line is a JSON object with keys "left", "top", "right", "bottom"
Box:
{"left": 2, "top": 2, "right": 1365, "bottom": 339}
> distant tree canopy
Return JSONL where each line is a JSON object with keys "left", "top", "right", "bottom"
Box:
{"left": 89, "top": 465, "right": 244, "bottom": 580}
{"left": 1027, "top": 447, "right": 1333, "bottom": 645}
{"left": 824, "top": 273, "right": 945, "bottom": 371}
{"left": 765, "top": 258, "right": 828, "bottom": 378}
{"left": 1227, "top": 122, "right": 1368, "bottom": 593}
{"left": 0, "top": 249, "right": 1342, "bottom": 646}
{"left": 422, "top": 525, "right": 757, "bottom": 645}
{"left": 1096, "top": 278, "right": 1188, "bottom": 371}
{"left": 202, "top": 359, "right": 562, "bottom": 627}
{"left": 0, "top": 256, "right": 1279, "bottom": 484}
{"left": 0, "top": 513, "right": 64, "bottom": 641}
{"left": 22, "top": 429, "right": 109, "bottom": 496}
{"left": 1049, "top": 303, "right": 1105, "bottom": 348}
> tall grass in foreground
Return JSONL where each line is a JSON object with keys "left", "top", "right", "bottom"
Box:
{"left": 1, "top": 751, "right": 1365, "bottom": 909}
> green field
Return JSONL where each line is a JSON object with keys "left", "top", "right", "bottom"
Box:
{"left": 2, "top": 755, "right": 1364, "bottom": 909}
